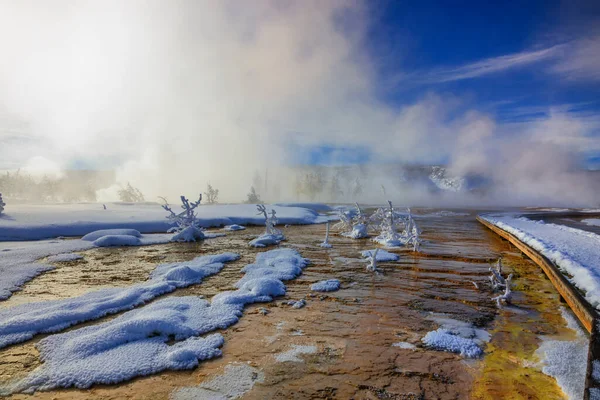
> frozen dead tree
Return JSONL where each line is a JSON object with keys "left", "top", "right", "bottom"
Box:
{"left": 405, "top": 208, "right": 422, "bottom": 252}
{"left": 0, "top": 193, "right": 5, "bottom": 215}
{"left": 489, "top": 258, "right": 513, "bottom": 307}
{"left": 371, "top": 201, "right": 421, "bottom": 251}
{"left": 350, "top": 203, "right": 371, "bottom": 238}
{"left": 203, "top": 184, "right": 219, "bottom": 204}
{"left": 492, "top": 274, "right": 513, "bottom": 307}
{"left": 488, "top": 258, "right": 505, "bottom": 290}
{"left": 249, "top": 205, "right": 285, "bottom": 247}
{"left": 333, "top": 203, "right": 370, "bottom": 238}
{"left": 334, "top": 203, "right": 371, "bottom": 239}
{"left": 333, "top": 208, "right": 353, "bottom": 232}
{"left": 319, "top": 222, "right": 332, "bottom": 248}
{"left": 366, "top": 248, "right": 379, "bottom": 272}
{"left": 162, "top": 194, "right": 205, "bottom": 242}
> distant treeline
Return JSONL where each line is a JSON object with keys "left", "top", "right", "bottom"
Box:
{"left": 0, "top": 170, "right": 114, "bottom": 203}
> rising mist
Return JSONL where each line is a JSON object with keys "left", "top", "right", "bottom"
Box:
{"left": 0, "top": 0, "right": 598, "bottom": 207}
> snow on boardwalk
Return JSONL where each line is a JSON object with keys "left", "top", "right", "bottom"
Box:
{"left": 6, "top": 248, "right": 308, "bottom": 394}
{"left": 482, "top": 215, "right": 600, "bottom": 309}
{"left": 0, "top": 203, "right": 330, "bottom": 241}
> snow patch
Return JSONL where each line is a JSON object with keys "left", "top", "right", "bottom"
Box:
{"left": 172, "top": 363, "right": 264, "bottom": 400}
{"left": 0, "top": 203, "right": 329, "bottom": 241}
{"left": 535, "top": 307, "right": 587, "bottom": 400}
{"left": 82, "top": 229, "right": 142, "bottom": 241}
{"left": 171, "top": 226, "right": 205, "bottom": 242}
{"left": 310, "top": 279, "right": 340, "bottom": 292}
{"left": 274, "top": 345, "right": 317, "bottom": 362}
{"left": 583, "top": 219, "right": 600, "bottom": 227}
{"left": 421, "top": 315, "right": 489, "bottom": 358}
{"left": 93, "top": 234, "right": 142, "bottom": 247}
{"left": 0, "top": 252, "right": 240, "bottom": 349}
{"left": 8, "top": 248, "right": 308, "bottom": 393}
{"left": 224, "top": 224, "right": 246, "bottom": 231}
{"left": 249, "top": 233, "right": 284, "bottom": 248}
{"left": 287, "top": 299, "right": 306, "bottom": 309}
{"left": 361, "top": 249, "right": 399, "bottom": 262}
{"left": 347, "top": 223, "right": 368, "bottom": 239}
{"left": 392, "top": 342, "right": 417, "bottom": 350}
{"left": 0, "top": 239, "right": 94, "bottom": 300}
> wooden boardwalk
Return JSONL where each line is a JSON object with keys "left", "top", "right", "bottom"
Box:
{"left": 477, "top": 216, "right": 600, "bottom": 400}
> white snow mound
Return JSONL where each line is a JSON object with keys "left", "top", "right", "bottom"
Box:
{"left": 0, "top": 253, "right": 240, "bottom": 349}
{"left": 9, "top": 248, "right": 308, "bottom": 393}
{"left": 310, "top": 279, "right": 340, "bottom": 292}
{"left": 361, "top": 249, "right": 399, "bottom": 261}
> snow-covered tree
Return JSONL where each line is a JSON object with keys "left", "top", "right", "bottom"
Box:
{"left": 162, "top": 194, "right": 205, "bottom": 242}
{"left": 489, "top": 259, "right": 513, "bottom": 307}
{"left": 118, "top": 183, "right": 145, "bottom": 203}
{"left": 349, "top": 202, "right": 370, "bottom": 238}
{"left": 0, "top": 193, "right": 5, "bottom": 215}
{"left": 204, "top": 184, "right": 219, "bottom": 204}
{"left": 249, "top": 205, "right": 284, "bottom": 247}
{"left": 245, "top": 186, "right": 262, "bottom": 204}
{"left": 333, "top": 208, "right": 353, "bottom": 232}
{"left": 256, "top": 204, "right": 282, "bottom": 236}
{"left": 371, "top": 201, "right": 421, "bottom": 250}
{"left": 333, "top": 203, "right": 370, "bottom": 239}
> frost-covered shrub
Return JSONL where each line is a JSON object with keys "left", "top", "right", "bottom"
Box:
{"left": 333, "top": 208, "right": 353, "bottom": 232}
{"left": 162, "top": 194, "right": 205, "bottom": 242}
{"left": 334, "top": 203, "right": 371, "bottom": 239}
{"left": 489, "top": 258, "right": 513, "bottom": 307}
{"left": 118, "top": 183, "right": 145, "bottom": 203}
{"left": 371, "top": 201, "right": 421, "bottom": 250}
{"left": 249, "top": 205, "right": 285, "bottom": 247}
{"left": 204, "top": 184, "right": 219, "bottom": 204}
{"left": 0, "top": 193, "right": 5, "bottom": 215}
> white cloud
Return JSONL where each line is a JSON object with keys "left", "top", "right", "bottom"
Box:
{"left": 549, "top": 34, "right": 600, "bottom": 81}
{"left": 416, "top": 46, "right": 563, "bottom": 83}
{"left": 0, "top": 1, "right": 597, "bottom": 206}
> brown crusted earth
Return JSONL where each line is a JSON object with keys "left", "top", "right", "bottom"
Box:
{"left": 0, "top": 211, "right": 574, "bottom": 399}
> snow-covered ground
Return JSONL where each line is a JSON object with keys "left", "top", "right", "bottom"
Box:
{"left": 481, "top": 215, "right": 600, "bottom": 309}
{"left": 0, "top": 253, "right": 240, "bottom": 349}
{"left": 0, "top": 203, "right": 332, "bottom": 241}
{"left": 583, "top": 218, "right": 600, "bottom": 227}
{"left": 535, "top": 307, "right": 587, "bottom": 400}
{"left": 0, "top": 232, "right": 173, "bottom": 301}
{"left": 7, "top": 248, "right": 309, "bottom": 394}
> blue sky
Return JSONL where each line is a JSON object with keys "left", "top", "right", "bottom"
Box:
{"left": 354, "top": 0, "right": 600, "bottom": 167}
{"left": 0, "top": 0, "right": 599, "bottom": 180}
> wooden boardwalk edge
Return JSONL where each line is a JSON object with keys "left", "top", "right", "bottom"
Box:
{"left": 476, "top": 216, "right": 599, "bottom": 400}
